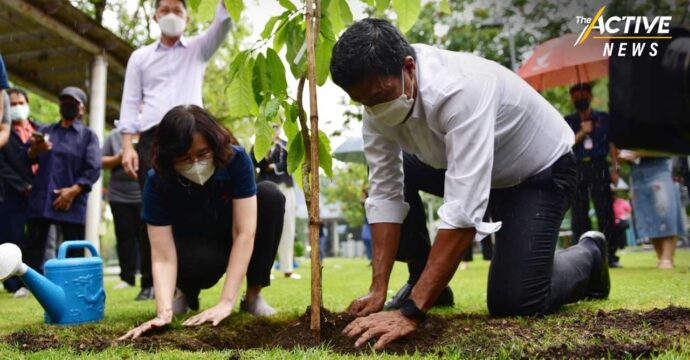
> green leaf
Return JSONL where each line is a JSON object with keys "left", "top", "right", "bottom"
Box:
{"left": 327, "top": 0, "right": 345, "bottom": 34}
{"left": 225, "top": 0, "right": 244, "bottom": 23}
{"left": 392, "top": 0, "right": 421, "bottom": 33}
{"left": 188, "top": 0, "right": 201, "bottom": 12}
{"left": 320, "top": 16, "right": 335, "bottom": 41}
{"left": 273, "top": 18, "right": 289, "bottom": 52}
{"left": 251, "top": 54, "right": 269, "bottom": 105}
{"left": 287, "top": 131, "right": 305, "bottom": 175}
{"left": 278, "top": 0, "right": 298, "bottom": 12}
{"left": 227, "top": 58, "right": 258, "bottom": 118}
{"left": 261, "top": 15, "right": 281, "bottom": 39}
{"left": 264, "top": 97, "right": 281, "bottom": 119}
{"left": 228, "top": 50, "right": 249, "bottom": 83}
{"left": 266, "top": 48, "right": 288, "bottom": 95}
{"left": 292, "top": 163, "right": 304, "bottom": 191}
{"left": 439, "top": 0, "right": 451, "bottom": 14}
{"left": 283, "top": 105, "right": 299, "bottom": 142}
{"left": 285, "top": 19, "right": 307, "bottom": 79}
{"left": 338, "top": 0, "right": 353, "bottom": 27}
{"left": 194, "top": 0, "right": 216, "bottom": 23}
{"left": 254, "top": 117, "right": 274, "bottom": 160}
{"left": 315, "top": 35, "right": 334, "bottom": 86}
{"left": 375, "top": 0, "right": 389, "bottom": 12}
{"left": 318, "top": 130, "right": 333, "bottom": 178}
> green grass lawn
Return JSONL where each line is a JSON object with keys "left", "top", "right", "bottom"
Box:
{"left": 0, "top": 248, "right": 688, "bottom": 359}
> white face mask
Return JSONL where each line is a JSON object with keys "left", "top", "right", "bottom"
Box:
{"left": 364, "top": 69, "right": 415, "bottom": 127}
{"left": 158, "top": 14, "right": 186, "bottom": 38}
{"left": 9, "top": 104, "right": 30, "bottom": 122}
{"left": 175, "top": 160, "right": 215, "bottom": 186}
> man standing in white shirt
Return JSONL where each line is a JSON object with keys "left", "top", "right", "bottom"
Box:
{"left": 331, "top": 19, "right": 611, "bottom": 350}
{"left": 118, "top": 0, "right": 233, "bottom": 301}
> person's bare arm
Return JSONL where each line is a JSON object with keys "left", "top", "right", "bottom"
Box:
{"left": 102, "top": 152, "right": 123, "bottom": 169}
{"left": 121, "top": 133, "right": 139, "bottom": 179}
{"left": 0, "top": 90, "right": 8, "bottom": 149}
{"left": 609, "top": 142, "right": 620, "bottom": 184}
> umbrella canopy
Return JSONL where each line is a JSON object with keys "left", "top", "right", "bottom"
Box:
{"left": 517, "top": 33, "right": 609, "bottom": 91}
{"left": 332, "top": 136, "right": 366, "bottom": 164}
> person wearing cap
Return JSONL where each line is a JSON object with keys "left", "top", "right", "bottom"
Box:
{"left": 23, "top": 86, "right": 101, "bottom": 274}
{"left": 117, "top": 0, "right": 234, "bottom": 301}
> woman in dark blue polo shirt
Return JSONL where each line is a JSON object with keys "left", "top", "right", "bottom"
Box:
{"left": 120, "top": 105, "right": 285, "bottom": 339}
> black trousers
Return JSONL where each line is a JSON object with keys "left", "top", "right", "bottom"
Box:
{"left": 175, "top": 182, "right": 285, "bottom": 304}
{"left": 0, "top": 189, "right": 29, "bottom": 292}
{"left": 398, "top": 152, "right": 598, "bottom": 316}
{"left": 571, "top": 159, "right": 617, "bottom": 261}
{"left": 25, "top": 219, "right": 85, "bottom": 273}
{"left": 135, "top": 128, "right": 156, "bottom": 288}
{"left": 110, "top": 202, "right": 142, "bottom": 286}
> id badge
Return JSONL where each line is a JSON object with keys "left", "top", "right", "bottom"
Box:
{"left": 584, "top": 136, "right": 593, "bottom": 150}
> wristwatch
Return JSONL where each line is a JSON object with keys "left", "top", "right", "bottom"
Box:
{"left": 400, "top": 299, "right": 427, "bottom": 323}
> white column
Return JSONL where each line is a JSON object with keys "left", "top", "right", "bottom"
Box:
{"left": 85, "top": 54, "right": 107, "bottom": 252}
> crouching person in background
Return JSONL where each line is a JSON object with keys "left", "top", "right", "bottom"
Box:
{"left": 120, "top": 105, "right": 284, "bottom": 340}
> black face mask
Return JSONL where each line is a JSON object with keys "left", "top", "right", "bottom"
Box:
{"left": 574, "top": 99, "right": 590, "bottom": 112}
{"left": 60, "top": 103, "right": 80, "bottom": 120}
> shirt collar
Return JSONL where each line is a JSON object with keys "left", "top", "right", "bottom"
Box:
{"left": 409, "top": 62, "right": 425, "bottom": 121}
{"left": 56, "top": 119, "right": 83, "bottom": 132}
{"left": 155, "top": 36, "right": 188, "bottom": 51}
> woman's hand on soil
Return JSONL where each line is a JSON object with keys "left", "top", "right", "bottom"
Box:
{"left": 119, "top": 314, "right": 172, "bottom": 340}
{"left": 343, "top": 310, "right": 418, "bottom": 350}
{"left": 347, "top": 291, "right": 386, "bottom": 317}
{"left": 182, "top": 300, "right": 234, "bottom": 327}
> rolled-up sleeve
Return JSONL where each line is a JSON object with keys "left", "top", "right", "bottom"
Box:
{"left": 197, "top": 0, "right": 233, "bottom": 61}
{"left": 436, "top": 74, "right": 502, "bottom": 242}
{"left": 117, "top": 53, "right": 143, "bottom": 134}
{"left": 363, "top": 117, "right": 409, "bottom": 224}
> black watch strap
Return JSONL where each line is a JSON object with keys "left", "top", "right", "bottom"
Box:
{"left": 400, "top": 298, "right": 426, "bottom": 323}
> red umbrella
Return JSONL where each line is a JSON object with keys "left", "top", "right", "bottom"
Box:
{"left": 517, "top": 33, "right": 609, "bottom": 91}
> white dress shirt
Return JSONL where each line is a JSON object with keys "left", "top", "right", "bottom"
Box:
{"left": 117, "top": 1, "right": 232, "bottom": 134}
{"left": 363, "top": 44, "right": 575, "bottom": 241}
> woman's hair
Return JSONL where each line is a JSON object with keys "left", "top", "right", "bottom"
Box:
{"left": 151, "top": 105, "right": 238, "bottom": 179}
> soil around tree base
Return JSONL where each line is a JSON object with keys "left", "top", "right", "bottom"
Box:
{"left": 5, "top": 306, "right": 690, "bottom": 358}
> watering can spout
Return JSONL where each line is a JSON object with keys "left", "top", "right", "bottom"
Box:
{"left": 0, "top": 243, "right": 67, "bottom": 323}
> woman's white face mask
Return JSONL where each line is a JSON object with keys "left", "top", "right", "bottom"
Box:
{"left": 9, "top": 104, "right": 30, "bottom": 122}
{"left": 175, "top": 160, "right": 215, "bottom": 186}
{"left": 158, "top": 14, "right": 186, "bottom": 37}
{"left": 364, "top": 69, "right": 415, "bottom": 127}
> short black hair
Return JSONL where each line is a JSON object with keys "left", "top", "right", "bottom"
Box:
{"left": 151, "top": 105, "right": 237, "bottom": 180}
{"left": 330, "top": 18, "right": 416, "bottom": 90}
{"left": 569, "top": 83, "right": 592, "bottom": 94}
{"left": 7, "top": 88, "right": 29, "bottom": 104}
{"left": 154, "top": 0, "right": 186, "bottom": 10}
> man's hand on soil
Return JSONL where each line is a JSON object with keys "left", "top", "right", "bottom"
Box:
{"left": 346, "top": 291, "right": 386, "bottom": 317}
{"left": 343, "top": 310, "right": 418, "bottom": 350}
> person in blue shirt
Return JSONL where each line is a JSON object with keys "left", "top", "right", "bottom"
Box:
{"left": 119, "top": 105, "right": 285, "bottom": 340}
{"left": 24, "top": 87, "right": 101, "bottom": 273}
{"left": 564, "top": 83, "right": 621, "bottom": 267}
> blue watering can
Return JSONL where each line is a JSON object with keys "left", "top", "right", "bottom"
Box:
{"left": 0, "top": 241, "right": 106, "bottom": 325}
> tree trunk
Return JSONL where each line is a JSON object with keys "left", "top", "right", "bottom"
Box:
{"left": 304, "top": 0, "right": 322, "bottom": 336}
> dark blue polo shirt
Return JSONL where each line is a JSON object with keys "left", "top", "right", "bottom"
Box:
{"left": 564, "top": 110, "right": 611, "bottom": 160}
{"left": 142, "top": 145, "right": 257, "bottom": 239}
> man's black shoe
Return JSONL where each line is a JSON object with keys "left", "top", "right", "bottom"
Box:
{"left": 384, "top": 283, "right": 454, "bottom": 310}
{"left": 135, "top": 286, "right": 155, "bottom": 301}
{"left": 579, "top": 231, "right": 610, "bottom": 299}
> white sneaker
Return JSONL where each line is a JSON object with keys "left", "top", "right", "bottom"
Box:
{"left": 172, "top": 288, "right": 190, "bottom": 315}
{"left": 13, "top": 287, "right": 30, "bottom": 299}
{"left": 113, "top": 281, "right": 133, "bottom": 290}
{"left": 284, "top": 272, "right": 302, "bottom": 280}
{"left": 240, "top": 295, "right": 277, "bottom": 316}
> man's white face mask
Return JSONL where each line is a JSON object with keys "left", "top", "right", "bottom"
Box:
{"left": 158, "top": 14, "right": 186, "bottom": 38}
{"left": 9, "top": 104, "right": 30, "bottom": 122}
{"left": 364, "top": 69, "right": 415, "bottom": 127}
{"left": 175, "top": 160, "right": 215, "bottom": 186}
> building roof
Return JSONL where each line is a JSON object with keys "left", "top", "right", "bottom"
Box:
{"left": 0, "top": 0, "right": 134, "bottom": 124}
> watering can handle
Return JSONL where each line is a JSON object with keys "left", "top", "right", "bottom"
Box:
{"left": 57, "top": 241, "right": 99, "bottom": 259}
